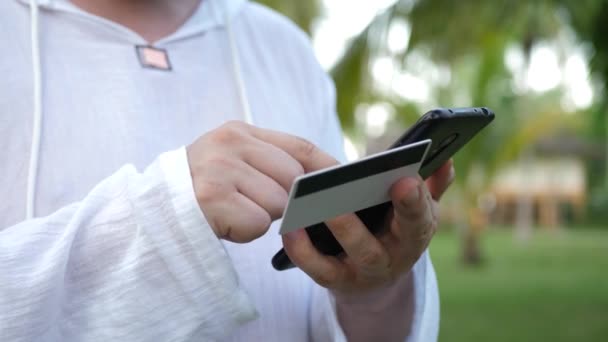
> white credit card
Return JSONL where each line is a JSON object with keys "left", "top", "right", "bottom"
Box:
{"left": 279, "top": 139, "right": 432, "bottom": 234}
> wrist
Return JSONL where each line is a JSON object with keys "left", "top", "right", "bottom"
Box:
{"left": 332, "top": 271, "right": 412, "bottom": 313}
{"left": 332, "top": 271, "right": 414, "bottom": 342}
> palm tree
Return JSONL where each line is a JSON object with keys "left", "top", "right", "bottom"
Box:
{"left": 257, "top": 0, "right": 605, "bottom": 263}
{"left": 330, "top": 0, "right": 585, "bottom": 263}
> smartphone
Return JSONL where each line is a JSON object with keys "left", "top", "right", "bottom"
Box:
{"left": 272, "top": 107, "right": 495, "bottom": 271}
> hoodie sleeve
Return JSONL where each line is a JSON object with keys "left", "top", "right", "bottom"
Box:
{"left": 0, "top": 147, "right": 258, "bottom": 341}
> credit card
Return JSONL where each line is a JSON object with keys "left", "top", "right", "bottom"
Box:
{"left": 279, "top": 139, "right": 432, "bottom": 234}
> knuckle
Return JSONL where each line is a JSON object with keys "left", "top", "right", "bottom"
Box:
{"left": 214, "top": 220, "right": 233, "bottom": 240}
{"left": 228, "top": 199, "right": 272, "bottom": 243}
{"left": 206, "top": 155, "right": 242, "bottom": 173}
{"left": 280, "top": 161, "right": 305, "bottom": 192}
{"left": 398, "top": 196, "right": 427, "bottom": 222}
{"left": 313, "top": 271, "right": 338, "bottom": 288}
{"left": 431, "top": 202, "right": 440, "bottom": 223}
{"left": 410, "top": 219, "right": 436, "bottom": 247}
{"left": 429, "top": 213, "right": 438, "bottom": 232}
{"left": 359, "top": 247, "right": 385, "bottom": 267}
{"left": 209, "top": 218, "right": 227, "bottom": 239}
{"left": 290, "top": 162, "right": 305, "bottom": 181}
{"left": 399, "top": 204, "right": 425, "bottom": 224}
{"left": 247, "top": 197, "right": 273, "bottom": 227}
{"left": 246, "top": 215, "right": 272, "bottom": 241}
{"left": 330, "top": 215, "right": 359, "bottom": 240}
{"left": 430, "top": 220, "right": 439, "bottom": 237}
{"left": 224, "top": 120, "right": 248, "bottom": 130}
{"left": 295, "top": 137, "right": 318, "bottom": 159}
{"left": 421, "top": 220, "right": 436, "bottom": 240}
{"left": 212, "top": 122, "right": 247, "bottom": 145}
{"left": 413, "top": 206, "right": 428, "bottom": 222}
{"left": 195, "top": 180, "right": 230, "bottom": 204}
{"left": 255, "top": 211, "right": 273, "bottom": 228}
{"left": 268, "top": 189, "right": 289, "bottom": 216}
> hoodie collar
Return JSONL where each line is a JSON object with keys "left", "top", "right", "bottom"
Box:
{"left": 16, "top": 0, "right": 247, "bottom": 44}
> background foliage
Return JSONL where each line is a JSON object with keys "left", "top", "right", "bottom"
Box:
{"left": 256, "top": 1, "right": 608, "bottom": 340}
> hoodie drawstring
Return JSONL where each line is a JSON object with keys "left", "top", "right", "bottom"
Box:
{"left": 225, "top": 10, "right": 253, "bottom": 126}
{"left": 26, "top": 0, "right": 43, "bottom": 220}
{"left": 24, "top": 1, "right": 252, "bottom": 220}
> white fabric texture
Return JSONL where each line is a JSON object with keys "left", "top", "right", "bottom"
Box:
{"left": 0, "top": 0, "right": 439, "bottom": 341}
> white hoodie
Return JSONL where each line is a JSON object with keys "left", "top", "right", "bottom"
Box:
{"left": 0, "top": 0, "right": 439, "bottom": 341}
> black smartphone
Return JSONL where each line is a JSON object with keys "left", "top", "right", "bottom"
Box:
{"left": 272, "top": 107, "right": 495, "bottom": 271}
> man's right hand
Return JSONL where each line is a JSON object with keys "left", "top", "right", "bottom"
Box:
{"left": 186, "top": 121, "right": 338, "bottom": 243}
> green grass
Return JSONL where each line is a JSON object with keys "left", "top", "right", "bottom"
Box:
{"left": 430, "top": 228, "right": 608, "bottom": 342}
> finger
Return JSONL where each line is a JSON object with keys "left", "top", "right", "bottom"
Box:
{"left": 234, "top": 161, "right": 289, "bottom": 220}
{"left": 425, "top": 159, "right": 455, "bottom": 201}
{"left": 282, "top": 229, "right": 351, "bottom": 289}
{"left": 389, "top": 177, "right": 435, "bottom": 242}
{"left": 200, "top": 186, "right": 271, "bottom": 243}
{"left": 241, "top": 139, "right": 305, "bottom": 192}
{"left": 325, "top": 214, "right": 391, "bottom": 276}
{"left": 378, "top": 230, "right": 422, "bottom": 274}
{"left": 201, "top": 155, "right": 288, "bottom": 220}
{"left": 249, "top": 126, "right": 339, "bottom": 172}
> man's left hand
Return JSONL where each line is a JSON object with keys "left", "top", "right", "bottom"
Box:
{"left": 282, "top": 159, "right": 454, "bottom": 294}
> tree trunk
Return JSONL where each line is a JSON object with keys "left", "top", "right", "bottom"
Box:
{"left": 462, "top": 207, "right": 485, "bottom": 265}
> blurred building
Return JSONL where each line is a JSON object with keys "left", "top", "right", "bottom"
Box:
{"left": 489, "top": 157, "right": 586, "bottom": 229}
{"left": 488, "top": 134, "right": 603, "bottom": 229}
{"left": 365, "top": 128, "right": 603, "bottom": 229}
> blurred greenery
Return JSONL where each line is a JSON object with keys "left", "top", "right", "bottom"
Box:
{"left": 431, "top": 228, "right": 608, "bottom": 342}
{"left": 258, "top": 0, "right": 608, "bottom": 263}
{"left": 255, "top": 1, "right": 608, "bottom": 340}
{"left": 255, "top": 0, "right": 320, "bottom": 35}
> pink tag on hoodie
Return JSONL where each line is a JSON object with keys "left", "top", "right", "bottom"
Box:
{"left": 136, "top": 45, "right": 172, "bottom": 71}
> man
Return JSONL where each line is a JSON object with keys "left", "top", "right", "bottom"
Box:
{"left": 0, "top": 0, "right": 453, "bottom": 340}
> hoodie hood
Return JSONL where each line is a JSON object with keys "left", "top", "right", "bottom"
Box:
{"left": 16, "top": 0, "right": 247, "bottom": 42}
{"left": 17, "top": 0, "right": 252, "bottom": 219}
